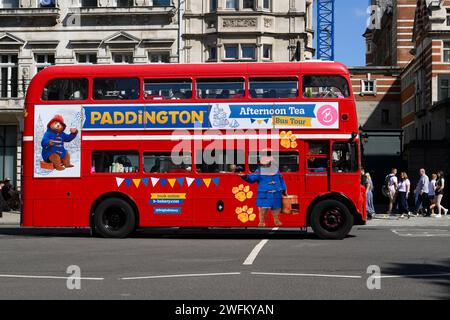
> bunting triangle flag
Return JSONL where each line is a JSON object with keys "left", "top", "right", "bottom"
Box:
{"left": 203, "top": 178, "right": 212, "bottom": 188}
{"left": 195, "top": 178, "right": 203, "bottom": 187}
{"left": 264, "top": 119, "right": 270, "bottom": 124}
{"left": 212, "top": 177, "right": 220, "bottom": 187}
{"left": 151, "top": 177, "right": 159, "bottom": 187}
{"left": 160, "top": 179, "right": 167, "bottom": 187}
{"left": 116, "top": 177, "right": 125, "bottom": 187}
{"left": 132, "top": 179, "right": 141, "bottom": 188}
{"left": 257, "top": 120, "right": 263, "bottom": 125}
{"left": 186, "top": 177, "right": 195, "bottom": 187}
{"left": 176, "top": 177, "right": 185, "bottom": 186}
{"left": 141, "top": 178, "right": 149, "bottom": 187}
{"left": 168, "top": 179, "right": 176, "bottom": 188}
{"left": 125, "top": 179, "right": 132, "bottom": 188}
{"left": 250, "top": 119, "right": 256, "bottom": 124}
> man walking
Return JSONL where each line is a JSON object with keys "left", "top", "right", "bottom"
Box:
{"left": 414, "top": 169, "right": 431, "bottom": 216}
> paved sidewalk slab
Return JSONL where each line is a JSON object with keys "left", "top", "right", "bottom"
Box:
{"left": 0, "top": 212, "right": 20, "bottom": 226}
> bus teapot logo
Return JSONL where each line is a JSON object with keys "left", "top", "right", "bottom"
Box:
{"left": 317, "top": 105, "right": 338, "bottom": 127}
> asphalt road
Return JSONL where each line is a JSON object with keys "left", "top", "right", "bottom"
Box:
{"left": 0, "top": 220, "right": 450, "bottom": 300}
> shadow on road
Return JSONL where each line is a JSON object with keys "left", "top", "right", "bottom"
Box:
{"left": 0, "top": 227, "right": 356, "bottom": 240}
{"left": 381, "top": 260, "right": 450, "bottom": 300}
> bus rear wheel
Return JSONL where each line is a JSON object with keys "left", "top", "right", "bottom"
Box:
{"left": 310, "top": 200, "right": 354, "bottom": 240}
{"left": 94, "top": 198, "right": 136, "bottom": 238}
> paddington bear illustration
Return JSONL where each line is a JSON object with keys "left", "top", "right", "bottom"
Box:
{"left": 41, "top": 114, "right": 78, "bottom": 171}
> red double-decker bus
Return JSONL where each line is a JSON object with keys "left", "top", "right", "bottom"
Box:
{"left": 22, "top": 62, "right": 366, "bottom": 239}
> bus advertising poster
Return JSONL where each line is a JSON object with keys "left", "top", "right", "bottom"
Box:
{"left": 34, "top": 104, "right": 82, "bottom": 178}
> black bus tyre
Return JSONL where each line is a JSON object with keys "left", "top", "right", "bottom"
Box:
{"left": 310, "top": 200, "right": 354, "bottom": 240}
{"left": 94, "top": 198, "right": 136, "bottom": 238}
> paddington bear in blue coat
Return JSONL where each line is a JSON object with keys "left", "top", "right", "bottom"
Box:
{"left": 41, "top": 114, "right": 78, "bottom": 171}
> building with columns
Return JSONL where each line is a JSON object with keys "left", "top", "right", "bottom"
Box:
{"left": 0, "top": 0, "right": 314, "bottom": 189}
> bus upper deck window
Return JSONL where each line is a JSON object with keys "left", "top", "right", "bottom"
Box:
{"left": 93, "top": 78, "right": 140, "bottom": 100}
{"left": 196, "top": 78, "right": 245, "bottom": 99}
{"left": 144, "top": 79, "right": 192, "bottom": 100}
{"left": 303, "top": 75, "right": 350, "bottom": 99}
{"left": 249, "top": 77, "right": 298, "bottom": 99}
{"left": 42, "top": 78, "right": 88, "bottom": 101}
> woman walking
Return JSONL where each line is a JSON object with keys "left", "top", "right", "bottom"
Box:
{"left": 398, "top": 172, "right": 411, "bottom": 218}
{"left": 435, "top": 171, "right": 448, "bottom": 218}
{"left": 364, "top": 172, "right": 376, "bottom": 219}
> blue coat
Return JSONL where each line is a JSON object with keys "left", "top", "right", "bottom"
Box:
{"left": 242, "top": 167, "right": 287, "bottom": 193}
{"left": 41, "top": 128, "right": 77, "bottom": 162}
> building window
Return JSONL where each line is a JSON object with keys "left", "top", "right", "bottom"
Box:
{"left": 210, "top": 0, "right": 217, "bottom": 11}
{"left": 263, "top": 0, "right": 271, "bottom": 10}
{"left": 362, "top": 79, "right": 376, "bottom": 94}
{"left": 262, "top": 44, "right": 272, "bottom": 60}
{"left": 208, "top": 47, "right": 217, "bottom": 61}
{"left": 35, "top": 53, "right": 55, "bottom": 73}
{"left": 76, "top": 53, "right": 97, "bottom": 64}
{"left": 243, "top": 0, "right": 255, "bottom": 9}
{"left": 443, "top": 41, "right": 450, "bottom": 62}
{"left": 112, "top": 52, "right": 133, "bottom": 63}
{"left": 225, "top": 0, "right": 237, "bottom": 9}
{"left": 117, "top": 0, "right": 133, "bottom": 6}
{"left": 1, "top": 0, "right": 19, "bottom": 8}
{"left": 149, "top": 52, "right": 170, "bottom": 63}
{"left": 0, "top": 125, "right": 17, "bottom": 186}
{"left": 0, "top": 54, "right": 18, "bottom": 98}
{"left": 447, "top": 9, "right": 450, "bottom": 26}
{"left": 39, "top": 0, "right": 56, "bottom": 8}
{"left": 366, "top": 42, "right": 372, "bottom": 53}
{"left": 81, "top": 0, "right": 97, "bottom": 7}
{"left": 224, "top": 45, "right": 239, "bottom": 60}
{"left": 153, "top": 0, "right": 170, "bottom": 6}
{"left": 241, "top": 45, "right": 256, "bottom": 60}
{"left": 439, "top": 75, "right": 450, "bottom": 100}
{"left": 381, "top": 109, "right": 390, "bottom": 124}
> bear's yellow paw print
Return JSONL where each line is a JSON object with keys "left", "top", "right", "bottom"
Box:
{"left": 236, "top": 206, "right": 256, "bottom": 223}
{"left": 232, "top": 184, "right": 253, "bottom": 202}
{"left": 280, "top": 131, "right": 297, "bottom": 149}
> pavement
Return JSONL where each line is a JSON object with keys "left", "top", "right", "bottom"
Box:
{"left": 1, "top": 210, "right": 450, "bottom": 300}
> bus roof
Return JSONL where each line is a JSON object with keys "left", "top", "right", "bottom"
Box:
{"left": 32, "top": 61, "right": 350, "bottom": 81}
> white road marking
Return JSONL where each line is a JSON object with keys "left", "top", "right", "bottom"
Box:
{"left": 120, "top": 272, "right": 241, "bottom": 281}
{"left": 243, "top": 228, "right": 278, "bottom": 266}
{"left": 251, "top": 272, "right": 362, "bottom": 279}
{"left": 375, "top": 273, "right": 450, "bottom": 279}
{"left": 392, "top": 229, "right": 450, "bottom": 237}
{"left": 0, "top": 274, "right": 104, "bottom": 281}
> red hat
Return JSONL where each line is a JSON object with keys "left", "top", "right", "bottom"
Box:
{"left": 47, "top": 114, "right": 67, "bottom": 130}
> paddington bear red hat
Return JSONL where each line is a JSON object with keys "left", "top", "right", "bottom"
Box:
{"left": 47, "top": 114, "right": 67, "bottom": 130}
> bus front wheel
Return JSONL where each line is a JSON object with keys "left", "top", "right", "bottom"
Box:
{"left": 310, "top": 200, "right": 354, "bottom": 240}
{"left": 94, "top": 198, "right": 136, "bottom": 238}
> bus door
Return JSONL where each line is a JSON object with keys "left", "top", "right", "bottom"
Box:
{"left": 329, "top": 141, "right": 360, "bottom": 197}
{"left": 305, "top": 141, "right": 330, "bottom": 193}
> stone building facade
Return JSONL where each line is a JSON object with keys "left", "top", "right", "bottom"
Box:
{"left": 0, "top": 0, "right": 314, "bottom": 189}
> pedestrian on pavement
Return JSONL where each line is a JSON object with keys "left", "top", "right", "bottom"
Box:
{"left": 434, "top": 170, "right": 448, "bottom": 218}
{"left": 429, "top": 173, "right": 437, "bottom": 214}
{"left": 364, "top": 172, "right": 376, "bottom": 219}
{"left": 383, "top": 168, "right": 398, "bottom": 215}
{"left": 398, "top": 172, "right": 411, "bottom": 218}
{"left": 414, "top": 168, "right": 431, "bottom": 216}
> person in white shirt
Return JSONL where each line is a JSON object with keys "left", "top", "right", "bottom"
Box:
{"left": 398, "top": 172, "right": 411, "bottom": 218}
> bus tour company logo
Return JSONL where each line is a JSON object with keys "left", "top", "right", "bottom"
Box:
{"left": 317, "top": 105, "right": 338, "bottom": 127}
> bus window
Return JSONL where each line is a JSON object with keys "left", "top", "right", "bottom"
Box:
{"left": 248, "top": 151, "right": 299, "bottom": 173}
{"left": 143, "top": 152, "right": 192, "bottom": 173}
{"left": 42, "top": 78, "right": 88, "bottom": 100}
{"left": 196, "top": 78, "right": 245, "bottom": 99}
{"left": 196, "top": 150, "right": 245, "bottom": 173}
{"left": 306, "top": 142, "right": 329, "bottom": 173}
{"left": 92, "top": 151, "right": 139, "bottom": 173}
{"left": 249, "top": 77, "right": 298, "bottom": 99}
{"left": 93, "top": 78, "right": 140, "bottom": 100}
{"left": 332, "top": 142, "right": 358, "bottom": 173}
{"left": 303, "top": 75, "right": 350, "bottom": 98}
{"left": 144, "top": 79, "right": 192, "bottom": 100}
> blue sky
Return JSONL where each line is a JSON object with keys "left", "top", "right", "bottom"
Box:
{"left": 315, "top": 0, "right": 368, "bottom": 66}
